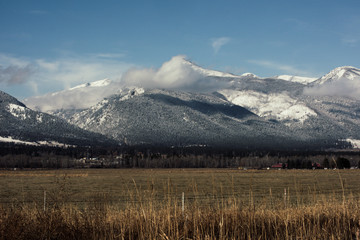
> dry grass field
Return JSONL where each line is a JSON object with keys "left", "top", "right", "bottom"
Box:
{"left": 0, "top": 168, "right": 360, "bottom": 239}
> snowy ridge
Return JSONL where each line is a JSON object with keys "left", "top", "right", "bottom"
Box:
{"left": 273, "top": 75, "right": 317, "bottom": 85}
{"left": 182, "top": 58, "right": 240, "bottom": 78}
{"left": 69, "top": 78, "right": 111, "bottom": 90}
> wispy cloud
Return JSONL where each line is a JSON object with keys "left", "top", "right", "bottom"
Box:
{"left": 33, "top": 56, "right": 133, "bottom": 90}
{"left": 341, "top": 36, "right": 359, "bottom": 47}
{"left": 211, "top": 37, "right": 230, "bottom": 54}
{"left": 248, "top": 59, "right": 313, "bottom": 76}
{"left": 0, "top": 64, "right": 35, "bottom": 85}
{"left": 92, "top": 53, "right": 126, "bottom": 59}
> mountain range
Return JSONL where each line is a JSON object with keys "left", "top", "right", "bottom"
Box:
{"left": 2, "top": 57, "right": 360, "bottom": 149}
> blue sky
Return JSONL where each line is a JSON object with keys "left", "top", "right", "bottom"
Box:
{"left": 0, "top": 0, "right": 359, "bottom": 99}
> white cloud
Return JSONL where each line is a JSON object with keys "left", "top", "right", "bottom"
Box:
{"left": 122, "top": 55, "right": 202, "bottom": 89}
{"left": 0, "top": 53, "right": 133, "bottom": 96}
{"left": 121, "top": 55, "right": 229, "bottom": 92}
{"left": 304, "top": 78, "right": 360, "bottom": 100}
{"left": 211, "top": 37, "right": 230, "bottom": 54}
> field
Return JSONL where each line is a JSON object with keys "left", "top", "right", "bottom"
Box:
{"left": 0, "top": 168, "right": 360, "bottom": 239}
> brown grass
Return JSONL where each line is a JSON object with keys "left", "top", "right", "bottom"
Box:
{"left": 0, "top": 199, "right": 360, "bottom": 239}
{"left": 0, "top": 169, "right": 359, "bottom": 239}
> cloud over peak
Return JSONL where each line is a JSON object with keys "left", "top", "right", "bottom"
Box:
{"left": 121, "top": 55, "right": 229, "bottom": 92}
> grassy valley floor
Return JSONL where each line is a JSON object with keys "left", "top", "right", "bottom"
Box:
{"left": 0, "top": 168, "right": 359, "bottom": 239}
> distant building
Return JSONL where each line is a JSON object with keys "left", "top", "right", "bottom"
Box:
{"left": 271, "top": 163, "right": 286, "bottom": 169}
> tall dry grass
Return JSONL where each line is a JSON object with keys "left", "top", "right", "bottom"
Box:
{"left": 0, "top": 193, "right": 360, "bottom": 239}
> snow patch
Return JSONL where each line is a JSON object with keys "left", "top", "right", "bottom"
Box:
{"left": 0, "top": 136, "right": 75, "bottom": 147}
{"left": 0, "top": 136, "right": 38, "bottom": 145}
{"left": 344, "top": 138, "right": 360, "bottom": 148}
{"left": 7, "top": 103, "right": 28, "bottom": 120}
{"left": 36, "top": 113, "right": 43, "bottom": 123}
{"left": 218, "top": 90, "right": 317, "bottom": 123}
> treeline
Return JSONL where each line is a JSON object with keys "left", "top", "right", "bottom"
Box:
{"left": 0, "top": 143, "right": 359, "bottom": 169}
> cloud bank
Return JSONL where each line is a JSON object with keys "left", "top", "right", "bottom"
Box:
{"left": 121, "top": 55, "right": 229, "bottom": 92}
{"left": 304, "top": 78, "right": 360, "bottom": 100}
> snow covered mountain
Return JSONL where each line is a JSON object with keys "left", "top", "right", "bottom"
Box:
{"left": 19, "top": 58, "right": 360, "bottom": 149}
{"left": 314, "top": 66, "right": 360, "bottom": 85}
{"left": 303, "top": 66, "right": 360, "bottom": 100}
{"left": 65, "top": 88, "right": 311, "bottom": 149}
{"left": 0, "top": 90, "right": 115, "bottom": 146}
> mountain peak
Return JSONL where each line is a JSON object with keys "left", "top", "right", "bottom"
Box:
{"left": 240, "top": 73, "right": 260, "bottom": 79}
{"left": 69, "top": 78, "right": 111, "bottom": 90}
{"left": 180, "top": 58, "right": 240, "bottom": 78}
{"left": 316, "top": 66, "right": 360, "bottom": 85}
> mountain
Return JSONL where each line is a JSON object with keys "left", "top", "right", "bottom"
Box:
{"left": 215, "top": 66, "right": 360, "bottom": 148}
{"left": 21, "top": 59, "right": 360, "bottom": 149}
{"left": 0, "top": 90, "right": 116, "bottom": 146}
{"left": 63, "top": 88, "right": 309, "bottom": 149}
{"left": 314, "top": 66, "right": 360, "bottom": 85}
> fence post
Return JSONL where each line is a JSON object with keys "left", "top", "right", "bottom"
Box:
{"left": 284, "top": 188, "right": 287, "bottom": 209}
{"left": 182, "top": 192, "right": 185, "bottom": 213}
{"left": 44, "top": 190, "right": 46, "bottom": 212}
